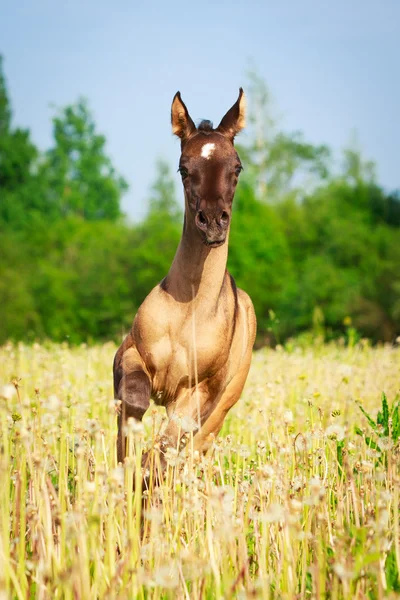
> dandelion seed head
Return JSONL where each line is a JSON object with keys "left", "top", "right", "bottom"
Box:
{"left": 171, "top": 413, "right": 198, "bottom": 433}
{"left": 333, "top": 562, "right": 354, "bottom": 580}
{"left": 379, "top": 437, "right": 393, "bottom": 451}
{"left": 85, "top": 481, "right": 96, "bottom": 494}
{"left": 110, "top": 467, "right": 124, "bottom": 487}
{"left": 86, "top": 418, "right": 99, "bottom": 434}
{"left": 325, "top": 424, "right": 345, "bottom": 441}
{"left": 283, "top": 410, "right": 293, "bottom": 424}
{"left": 294, "top": 435, "right": 307, "bottom": 451}
{"left": 264, "top": 502, "right": 285, "bottom": 523}
{"left": 43, "top": 394, "right": 62, "bottom": 412}
{"left": 123, "top": 417, "right": 144, "bottom": 436}
{"left": 153, "top": 564, "right": 179, "bottom": 588}
{"left": 1, "top": 384, "right": 15, "bottom": 400}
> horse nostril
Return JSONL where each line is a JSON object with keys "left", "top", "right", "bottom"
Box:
{"left": 220, "top": 211, "right": 229, "bottom": 225}
{"left": 197, "top": 211, "right": 207, "bottom": 227}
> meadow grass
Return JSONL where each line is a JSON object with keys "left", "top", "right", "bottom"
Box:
{"left": 0, "top": 340, "right": 399, "bottom": 599}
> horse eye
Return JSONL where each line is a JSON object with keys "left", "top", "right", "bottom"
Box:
{"left": 178, "top": 167, "right": 188, "bottom": 180}
{"left": 235, "top": 165, "right": 243, "bottom": 177}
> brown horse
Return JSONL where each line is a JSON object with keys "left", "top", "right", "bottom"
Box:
{"left": 114, "top": 89, "right": 256, "bottom": 473}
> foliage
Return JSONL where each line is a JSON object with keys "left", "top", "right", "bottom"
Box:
{"left": 44, "top": 100, "right": 128, "bottom": 222}
{"left": 355, "top": 392, "right": 400, "bottom": 460}
{"left": 0, "top": 55, "right": 399, "bottom": 344}
{"left": 228, "top": 180, "right": 296, "bottom": 336}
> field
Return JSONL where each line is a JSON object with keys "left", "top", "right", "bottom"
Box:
{"left": 0, "top": 341, "right": 399, "bottom": 599}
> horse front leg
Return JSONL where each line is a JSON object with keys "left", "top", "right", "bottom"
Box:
{"left": 141, "top": 388, "right": 208, "bottom": 486}
{"left": 192, "top": 348, "right": 253, "bottom": 455}
{"left": 114, "top": 346, "right": 151, "bottom": 464}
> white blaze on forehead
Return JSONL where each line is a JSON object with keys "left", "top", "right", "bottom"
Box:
{"left": 201, "top": 142, "right": 216, "bottom": 159}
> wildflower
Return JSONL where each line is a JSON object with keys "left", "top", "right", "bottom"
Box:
{"left": 110, "top": 467, "right": 124, "bottom": 487}
{"left": 379, "top": 437, "right": 394, "bottom": 451}
{"left": 312, "top": 428, "right": 324, "bottom": 440}
{"left": 291, "top": 475, "right": 305, "bottom": 492}
{"left": 325, "top": 424, "right": 345, "bottom": 441}
{"left": 171, "top": 413, "right": 198, "bottom": 433}
{"left": 144, "top": 507, "right": 163, "bottom": 524}
{"left": 366, "top": 448, "right": 380, "bottom": 459}
{"left": 260, "top": 464, "right": 275, "bottom": 478}
{"left": 309, "top": 476, "right": 323, "bottom": 491}
{"left": 256, "top": 440, "right": 266, "bottom": 453}
{"left": 164, "top": 447, "right": 179, "bottom": 466}
{"left": 86, "top": 418, "right": 99, "bottom": 435}
{"left": 305, "top": 477, "right": 326, "bottom": 505}
{"left": 283, "top": 410, "right": 293, "bottom": 424}
{"left": 339, "top": 364, "right": 352, "bottom": 378}
{"left": 297, "top": 531, "right": 313, "bottom": 541}
{"left": 85, "top": 481, "right": 96, "bottom": 494}
{"left": 140, "top": 543, "right": 152, "bottom": 560}
{"left": 378, "top": 509, "right": 389, "bottom": 530}
{"left": 1, "top": 384, "right": 15, "bottom": 400}
{"left": 361, "top": 460, "right": 374, "bottom": 470}
{"left": 43, "top": 394, "right": 62, "bottom": 412}
{"left": 17, "top": 426, "right": 30, "bottom": 441}
{"left": 123, "top": 417, "right": 144, "bottom": 436}
{"left": 333, "top": 562, "right": 354, "bottom": 580}
{"left": 110, "top": 399, "right": 121, "bottom": 414}
{"left": 375, "top": 470, "right": 386, "bottom": 482}
{"left": 379, "top": 538, "right": 392, "bottom": 552}
{"left": 238, "top": 445, "right": 251, "bottom": 459}
{"left": 380, "top": 490, "right": 392, "bottom": 502}
{"left": 41, "top": 412, "right": 57, "bottom": 429}
{"left": 153, "top": 564, "right": 179, "bottom": 589}
{"left": 264, "top": 502, "right": 285, "bottom": 523}
{"left": 294, "top": 435, "right": 307, "bottom": 451}
{"left": 289, "top": 499, "right": 303, "bottom": 513}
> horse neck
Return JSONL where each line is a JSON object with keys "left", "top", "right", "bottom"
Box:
{"left": 167, "top": 214, "right": 229, "bottom": 305}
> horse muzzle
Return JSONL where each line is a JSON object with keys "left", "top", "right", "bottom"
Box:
{"left": 195, "top": 210, "right": 229, "bottom": 247}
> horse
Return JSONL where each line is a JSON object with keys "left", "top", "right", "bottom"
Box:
{"left": 114, "top": 89, "right": 256, "bottom": 478}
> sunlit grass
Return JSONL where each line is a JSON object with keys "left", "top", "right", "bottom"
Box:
{"left": 0, "top": 340, "right": 399, "bottom": 599}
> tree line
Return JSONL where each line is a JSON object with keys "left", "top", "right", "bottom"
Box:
{"left": 1, "top": 59, "right": 399, "bottom": 346}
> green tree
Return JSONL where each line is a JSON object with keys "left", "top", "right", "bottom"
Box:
{"left": 148, "top": 158, "right": 181, "bottom": 221}
{"left": 228, "top": 180, "right": 296, "bottom": 340}
{"left": 0, "top": 55, "right": 11, "bottom": 136}
{"left": 130, "top": 160, "right": 181, "bottom": 304}
{"left": 0, "top": 55, "right": 46, "bottom": 230}
{"left": 237, "top": 72, "right": 331, "bottom": 203}
{"left": 277, "top": 156, "right": 400, "bottom": 340}
{"left": 0, "top": 233, "right": 39, "bottom": 341}
{"left": 44, "top": 99, "right": 128, "bottom": 221}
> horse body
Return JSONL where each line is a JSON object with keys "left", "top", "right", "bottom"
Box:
{"left": 114, "top": 89, "right": 256, "bottom": 466}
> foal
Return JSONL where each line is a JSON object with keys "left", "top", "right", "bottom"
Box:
{"left": 114, "top": 89, "right": 256, "bottom": 472}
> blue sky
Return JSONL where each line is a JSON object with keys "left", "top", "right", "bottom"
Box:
{"left": 1, "top": 0, "right": 399, "bottom": 219}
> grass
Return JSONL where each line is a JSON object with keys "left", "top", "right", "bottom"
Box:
{"left": 0, "top": 339, "right": 399, "bottom": 599}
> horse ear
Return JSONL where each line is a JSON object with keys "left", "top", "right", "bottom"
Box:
{"left": 217, "top": 88, "right": 246, "bottom": 141}
{"left": 171, "top": 92, "right": 196, "bottom": 143}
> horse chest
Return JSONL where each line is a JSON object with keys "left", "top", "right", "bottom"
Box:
{"left": 142, "top": 315, "right": 229, "bottom": 399}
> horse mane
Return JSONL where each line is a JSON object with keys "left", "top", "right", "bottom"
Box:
{"left": 198, "top": 119, "right": 213, "bottom": 132}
